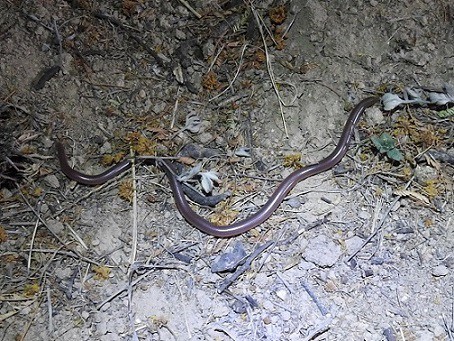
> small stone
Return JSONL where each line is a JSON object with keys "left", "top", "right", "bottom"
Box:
{"left": 47, "top": 219, "right": 64, "bottom": 234}
{"left": 344, "top": 236, "right": 364, "bottom": 254}
{"left": 262, "top": 300, "right": 274, "bottom": 310}
{"left": 286, "top": 197, "right": 301, "bottom": 208}
{"left": 254, "top": 273, "right": 269, "bottom": 287}
{"left": 198, "top": 132, "right": 212, "bottom": 144}
{"left": 263, "top": 315, "right": 271, "bottom": 324}
{"left": 275, "top": 289, "right": 287, "bottom": 301}
{"left": 414, "top": 165, "right": 438, "bottom": 185}
{"left": 212, "top": 303, "right": 230, "bottom": 317}
{"left": 175, "top": 28, "right": 186, "bottom": 40}
{"left": 1, "top": 188, "right": 13, "bottom": 199}
{"left": 81, "top": 311, "right": 90, "bottom": 320}
{"left": 362, "top": 269, "right": 374, "bottom": 277}
{"left": 432, "top": 265, "right": 449, "bottom": 277}
{"left": 365, "top": 107, "right": 384, "bottom": 125}
{"left": 303, "top": 235, "right": 342, "bottom": 267}
{"left": 44, "top": 174, "right": 60, "bottom": 188}
{"left": 281, "top": 310, "right": 291, "bottom": 321}
{"left": 358, "top": 210, "right": 371, "bottom": 220}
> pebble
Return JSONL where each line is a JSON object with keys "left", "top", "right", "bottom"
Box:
{"left": 262, "top": 300, "right": 274, "bottom": 311}
{"left": 47, "top": 219, "right": 64, "bottom": 234}
{"left": 281, "top": 310, "right": 291, "bottom": 321}
{"left": 254, "top": 273, "right": 269, "bottom": 287}
{"left": 285, "top": 197, "right": 302, "bottom": 208}
{"left": 414, "top": 165, "right": 438, "bottom": 185}
{"left": 432, "top": 265, "right": 449, "bottom": 277}
{"left": 344, "top": 236, "right": 364, "bottom": 254}
{"left": 365, "top": 107, "right": 384, "bottom": 125}
{"left": 303, "top": 235, "right": 342, "bottom": 267}
{"left": 358, "top": 210, "right": 371, "bottom": 220}
{"left": 44, "top": 174, "right": 60, "bottom": 188}
{"left": 198, "top": 132, "right": 213, "bottom": 144}
{"left": 275, "top": 289, "right": 287, "bottom": 301}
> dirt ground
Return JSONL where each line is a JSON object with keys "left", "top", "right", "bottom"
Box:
{"left": 1, "top": 0, "right": 453, "bottom": 340}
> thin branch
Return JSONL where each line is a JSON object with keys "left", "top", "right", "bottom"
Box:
{"left": 218, "top": 240, "right": 274, "bottom": 293}
{"left": 346, "top": 176, "right": 415, "bottom": 262}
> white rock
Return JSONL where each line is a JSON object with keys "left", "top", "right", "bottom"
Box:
{"left": 432, "top": 265, "right": 449, "bottom": 277}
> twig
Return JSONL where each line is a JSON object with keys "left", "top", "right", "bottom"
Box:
{"left": 65, "top": 223, "right": 88, "bottom": 250}
{"left": 346, "top": 176, "right": 414, "bottom": 262}
{"left": 47, "top": 287, "right": 53, "bottom": 334}
{"left": 250, "top": 4, "right": 289, "bottom": 137}
{"left": 174, "top": 273, "right": 192, "bottom": 339}
{"left": 27, "top": 217, "right": 40, "bottom": 271}
{"left": 207, "top": 43, "right": 225, "bottom": 73}
{"left": 93, "top": 11, "right": 166, "bottom": 67}
{"left": 209, "top": 44, "right": 249, "bottom": 102}
{"left": 170, "top": 87, "right": 181, "bottom": 129}
{"left": 178, "top": 0, "right": 202, "bottom": 19}
{"left": 17, "top": 185, "right": 67, "bottom": 247}
{"left": 213, "top": 324, "right": 241, "bottom": 340}
{"left": 302, "top": 316, "right": 332, "bottom": 341}
{"left": 300, "top": 278, "right": 328, "bottom": 316}
{"left": 97, "top": 263, "right": 186, "bottom": 310}
{"left": 130, "top": 147, "right": 138, "bottom": 265}
{"left": 281, "top": 11, "right": 299, "bottom": 39}
{"left": 278, "top": 214, "right": 331, "bottom": 246}
{"left": 218, "top": 240, "right": 274, "bottom": 293}
{"left": 52, "top": 18, "right": 63, "bottom": 59}
{"left": 27, "top": 249, "right": 101, "bottom": 266}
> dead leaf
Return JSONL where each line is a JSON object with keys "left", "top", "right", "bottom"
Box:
{"left": 394, "top": 189, "right": 430, "bottom": 205}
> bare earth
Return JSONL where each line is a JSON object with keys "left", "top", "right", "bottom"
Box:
{"left": 0, "top": 1, "right": 453, "bottom": 340}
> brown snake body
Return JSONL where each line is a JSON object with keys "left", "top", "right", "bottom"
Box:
{"left": 56, "top": 96, "right": 379, "bottom": 237}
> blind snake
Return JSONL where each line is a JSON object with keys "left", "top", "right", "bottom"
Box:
{"left": 56, "top": 96, "right": 379, "bottom": 237}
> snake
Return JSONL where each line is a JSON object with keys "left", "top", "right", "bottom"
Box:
{"left": 56, "top": 96, "right": 379, "bottom": 237}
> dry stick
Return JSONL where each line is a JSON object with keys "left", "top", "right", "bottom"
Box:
{"left": 170, "top": 86, "right": 181, "bottom": 129}
{"left": 446, "top": 285, "right": 454, "bottom": 340}
{"left": 18, "top": 186, "right": 104, "bottom": 267}
{"left": 93, "top": 11, "right": 166, "bottom": 68}
{"left": 52, "top": 174, "right": 129, "bottom": 219}
{"left": 97, "top": 263, "right": 187, "bottom": 310}
{"left": 443, "top": 314, "right": 454, "bottom": 341}
{"left": 250, "top": 4, "right": 291, "bottom": 137}
{"left": 27, "top": 217, "right": 40, "bottom": 271}
{"left": 302, "top": 316, "right": 333, "bottom": 341}
{"left": 213, "top": 324, "right": 241, "bottom": 340}
{"left": 300, "top": 278, "right": 329, "bottom": 316}
{"left": 52, "top": 18, "right": 63, "bottom": 58}
{"left": 127, "top": 152, "right": 139, "bottom": 340}
{"left": 346, "top": 176, "right": 415, "bottom": 262}
{"left": 28, "top": 249, "right": 101, "bottom": 266}
{"left": 65, "top": 223, "right": 88, "bottom": 250}
{"left": 47, "top": 286, "right": 53, "bottom": 334}
{"left": 370, "top": 197, "right": 384, "bottom": 257}
{"left": 178, "top": 0, "right": 202, "bottom": 19}
{"left": 218, "top": 240, "right": 274, "bottom": 293}
{"left": 207, "top": 43, "right": 225, "bottom": 73}
{"left": 174, "top": 273, "right": 192, "bottom": 339}
{"left": 17, "top": 186, "right": 67, "bottom": 248}
{"left": 18, "top": 295, "right": 45, "bottom": 341}
{"left": 209, "top": 43, "right": 249, "bottom": 102}
{"left": 129, "top": 149, "right": 138, "bottom": 265}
